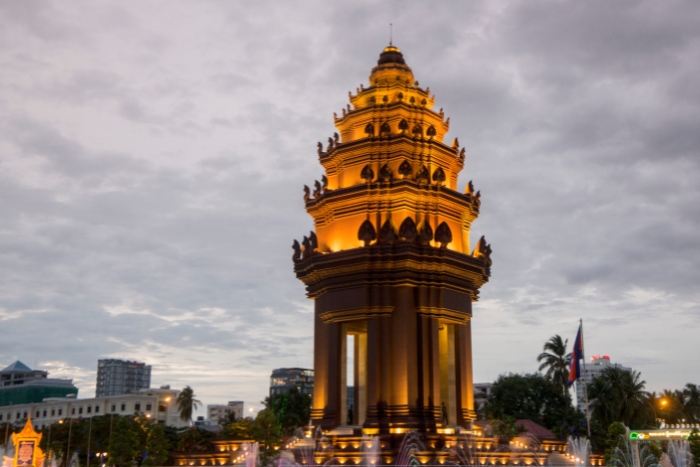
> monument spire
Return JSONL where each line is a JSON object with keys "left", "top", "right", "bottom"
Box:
{"left": 292, "top": 44, "right": 491, "bottom": 460}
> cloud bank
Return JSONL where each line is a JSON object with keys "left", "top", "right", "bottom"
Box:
{"left": 0, "top": 1, "right": 698, "bottom": 411}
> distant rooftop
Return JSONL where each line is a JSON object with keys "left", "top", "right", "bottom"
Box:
{"left": 0, "top": 361, "right": 77, "bottom": 406}
{"left": 1, "top": 360, "right": 74, "bottom": 389}
{"left": 1, "top": 361, "right": 33, "bottom": 373}
{"left": 515, "top": 419, "right": 556, "bottom": 440}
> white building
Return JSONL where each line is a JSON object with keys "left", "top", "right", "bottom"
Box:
{"left": 473, "top": 382, "right": 493, "bottom": 412}
{"left": 207, "top": 401, "right": 244, "bottom": 424}
{"left": 0, "top": 385, "right": 188, "bottom": 430}
{"left": 576, "top": 355, "right": 631, "bottom": 410}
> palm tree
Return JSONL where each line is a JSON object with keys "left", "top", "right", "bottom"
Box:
{"left": 588, "top": 366, "right": 652, "bottom": 429}
{"left": 537, "top": 334, "right": 571, "bottom": 396}
{"left": 683, "top": 383, "right": 700, "bottom": 423}
{"left": 177, "top": 386, "right": 201, "bottom": 423}
{"left": 658, "top": 389, "right": 686, "bottom": 424}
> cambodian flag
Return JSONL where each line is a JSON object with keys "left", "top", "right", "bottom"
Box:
{"left": 567, "top": 324, "right": 584, "bottom": 387}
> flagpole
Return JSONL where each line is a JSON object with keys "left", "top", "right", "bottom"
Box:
{"left": 580, "top": 318, "right": 591, "bottom": 438}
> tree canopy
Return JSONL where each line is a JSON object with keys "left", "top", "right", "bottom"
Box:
{"left": 588, "top": 367, "right": 652, "bottom": 429}
{"left": 486, "top": 373, "right": 583, "bottom": 437}
{"left": 263, "top": 387, "right": 311, "bottom": 435}
{"left": 177, "top": 427, "right": 215, "bottom": 452}
{"left": 143, "top": 424, "right": 170, "bottom": 467}
{"left": 221, "top": 418, "right": 253, "bottom": 439}
{"left": 249, "top": 409, "right": 283, "bottom": 467}
{"left": 688, "top": 428, "right": 700, "bottom": 467}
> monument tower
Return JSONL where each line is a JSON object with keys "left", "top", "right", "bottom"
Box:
{"left": 293, "top": 45, "right": 492, "bottom": 437}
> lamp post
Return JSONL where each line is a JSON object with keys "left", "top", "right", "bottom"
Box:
{"left": 651, "top": 398, "right": 668, "bottom": 427}
{"left": 107, "top": 404, "right": 115, "bottom": 467}
{"left": 659, "top": 398, "right": 669, "bottom": 426}
{"left": 86, "top": 416, "right": 93, "bottom": 467}
{"left": 4, "top": 420, "right": 9, "bottom": 448}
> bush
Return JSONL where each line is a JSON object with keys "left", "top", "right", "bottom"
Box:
{"left": 603, "top": 422, "right": 627, "bottom": 465}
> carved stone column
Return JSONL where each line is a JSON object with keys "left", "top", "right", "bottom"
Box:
{"left": 311, "top": 315, "right": 344, "bottom": 429}
{"left": 455, "top": 319, "right": 476, "bottom": 427}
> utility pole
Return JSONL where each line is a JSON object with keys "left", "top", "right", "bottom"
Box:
{"left": 86, "top": 416, "right": 93, "bottom": 467}
{"left": 108, "top": 407, "right": 114, "bottom": 467}
{"left": 65, "top": 416, "right": 74, "bottom": 467}
{"left": 44, "top": 421, "right": 53, "bottom": 467}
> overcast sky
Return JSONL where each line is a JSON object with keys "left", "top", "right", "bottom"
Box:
{"left": 1, "top": 1, "right": 698, "bottom": 415}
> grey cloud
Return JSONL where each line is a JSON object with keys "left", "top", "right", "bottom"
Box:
{"left": 0, "top": 0, "right": 698, "bottom": 410}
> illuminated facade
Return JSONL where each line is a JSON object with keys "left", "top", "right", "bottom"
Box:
{"left": 293, "top": 45, "right": 491, "bottom": 435}
{"left": 0, "top": 386, "right": 186, "bottom": 429}
{"left": 11, "top": 418, "right": 45, "bottom": 467}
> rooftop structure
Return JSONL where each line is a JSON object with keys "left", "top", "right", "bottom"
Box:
{"left": 0, "top": 361, "right": 77, "bottom": 406}
{"left": 269, "top": 368, "right": 314, "bottom": 397}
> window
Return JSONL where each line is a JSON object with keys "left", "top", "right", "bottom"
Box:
{"left": 145, "top": 404, "right": 152, "bottom": 411}
{"left": 134, "top": 403, "right": 141, "bottom": 411}
{"left": 78, "top": 407, "right": 83, "bottom": 415}
{"left": 23, "top": 412, "right": 27, "bottom": 419}
{"left": 120, "top": 403, "right": 125, "bottom": 411}
{"left": 87, "top": 406, "right": 92, "bottom": 414}
{"left": 95, "top": 406, "right": 100, "bottom": 413}
{"left": 36, "top": 411, "right": 40, "bottom": 418}
{"left": 111, "top": 404, "right": 116, "bottom": 412}
{"left": 0, "top": 414, "right": 3, "bottom": 421}
{"left": 58, "top": 409, "right": 63, "bottom": 416}
{"left": 51, "top": 409, "right": 55, "bottom": 416}
{"left": 43, "top": 410, "right": 47, "bottom": 417}
{"left": 72, "top": 408, "right": 75, "bottom": 415}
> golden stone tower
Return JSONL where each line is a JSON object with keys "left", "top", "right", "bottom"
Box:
{"left": 293, "top": 45, "right": 492, "bottom": 437}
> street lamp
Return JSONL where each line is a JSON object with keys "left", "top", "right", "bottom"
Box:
{"left": 653, "top": 398, "right": 669, "bottom": 427}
